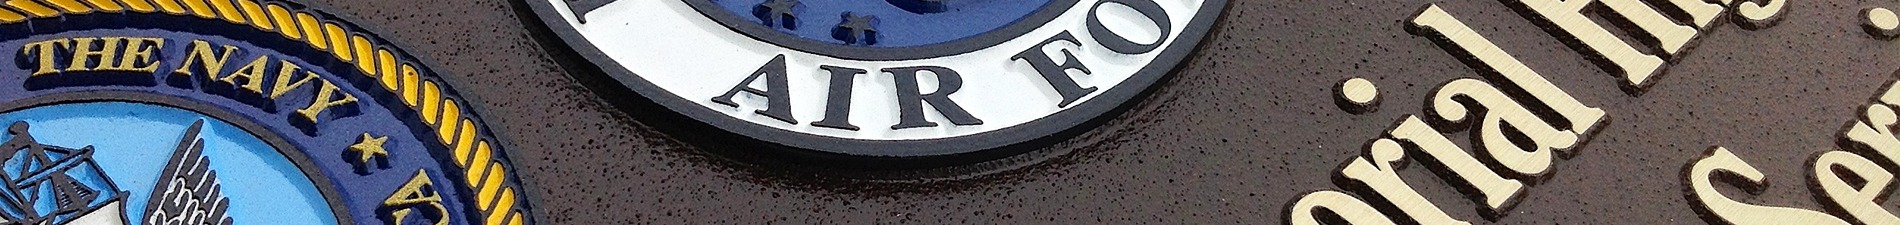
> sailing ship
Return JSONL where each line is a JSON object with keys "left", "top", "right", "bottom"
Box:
{"left": 0, "top": 120, "right": 232, "bottom": 225}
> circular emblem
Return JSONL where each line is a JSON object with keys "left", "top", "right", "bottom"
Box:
{"left": 527, "top": 0, "right": 1226, "bottom": 168}
{"left": 0, "top": 1, "right": 534, "bottom": 225}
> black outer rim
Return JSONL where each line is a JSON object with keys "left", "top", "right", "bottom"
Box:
{"left": 678, "top": 0, "right": 1082, "bottom": 61}
{"left": 522, "top": 0, "right": 1229, "bottom": 169}
{"left": 0, "top": 91, "right": 356, "bottom": 225}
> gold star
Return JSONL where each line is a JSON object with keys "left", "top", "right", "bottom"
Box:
{"left": 348, "top": 133, "right": 390, "bottom": 165}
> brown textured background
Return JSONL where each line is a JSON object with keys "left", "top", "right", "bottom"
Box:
{"left": 315, "top": 0, "right": 1896, "bottom": 223}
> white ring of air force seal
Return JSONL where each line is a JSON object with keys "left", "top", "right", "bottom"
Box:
{"left": 526, "top": 0, "right": 1227, "bottom": 169}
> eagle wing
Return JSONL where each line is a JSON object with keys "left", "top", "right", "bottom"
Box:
{"left": 139, "top": 120, "right": 233, "bottom": 225}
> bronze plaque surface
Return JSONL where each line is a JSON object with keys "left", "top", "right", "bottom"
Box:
{"left": 305, "top": 0, "right": 1897, "bottom": 223}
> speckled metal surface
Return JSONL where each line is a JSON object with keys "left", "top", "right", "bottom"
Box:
{"left": 312, "top": 0, "right": 1895, "bottom": 223}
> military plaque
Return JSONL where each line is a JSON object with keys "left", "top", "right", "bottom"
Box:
{"left": 132, "top": 0, "right": 1900, "bottom": 223}
{"left": 0, "top": 1, "right": 534, "bottom": 224}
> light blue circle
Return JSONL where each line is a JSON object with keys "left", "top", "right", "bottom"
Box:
{"left": 0, "top": 102, "right": 336, "bottom": 225}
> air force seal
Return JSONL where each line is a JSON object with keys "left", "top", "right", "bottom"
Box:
{"left": 527, "top": 0, "right": 1227, "bottom": 169}
{"left": 0, "top": 1, "right": 535, "bottom": 224}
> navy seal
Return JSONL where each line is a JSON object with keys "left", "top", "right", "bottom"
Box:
{"left": 0, "top": 1, "right": 536, "bottom": 224}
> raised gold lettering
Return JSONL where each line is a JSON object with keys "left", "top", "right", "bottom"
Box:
{"left": 1811, "top": 151, "right": 1899, "bottom": 224}
{"left": 1498, "top": 0, "right": 1670, "bottom": 87}
{"left": 294, "top": 80, "right": 357, "bottom": 123}
{"left": 1843, "top": 103, "right": 1900, "bottom": 166}
{"left": 65, "top": 37, "right": 122, "bottom": 72}
{"left": 1388, "top": 116, "right": 1526, "bottom": 212}
{"left": 383, "top": 170, "right": 449, "bottom": 225}
{"left": 219, "top": 54, "right": 270, "bottom": 95}
{"left": 1286, "top": 191, "right": 1397, "bottom": 225}
{"left": 1427, "top": 79, "right": 1578, "bottom": 176}
{"left": 113, "top": 37, "right": 164, "bottom": 73}
{"left": 1338, "top": 138, "right": 1471, "bottom": 225}
{"left": 1735, "top": 0, "right": 1787, "bottom": 27}
{"left": 20, "top": 39, "right": 69, "bottom": 76}
{"left": 171, "top": 40, "right": 240, "bottom": 79}
{"left": 1408, "top": 5, "right": 1608, "bottom": 134}
{"left": 1685, "top": 147, "right": 1849, "bottom": 225}
{"left": 268, "top": 62, "right": 318, "bottom": 99}
{"left": 1661, "top": 0, "right": 1731, "bottom": 28}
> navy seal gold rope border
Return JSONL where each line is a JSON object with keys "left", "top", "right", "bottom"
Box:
{"left": 0, "top": 1, "right": 536, "bottom": 224}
